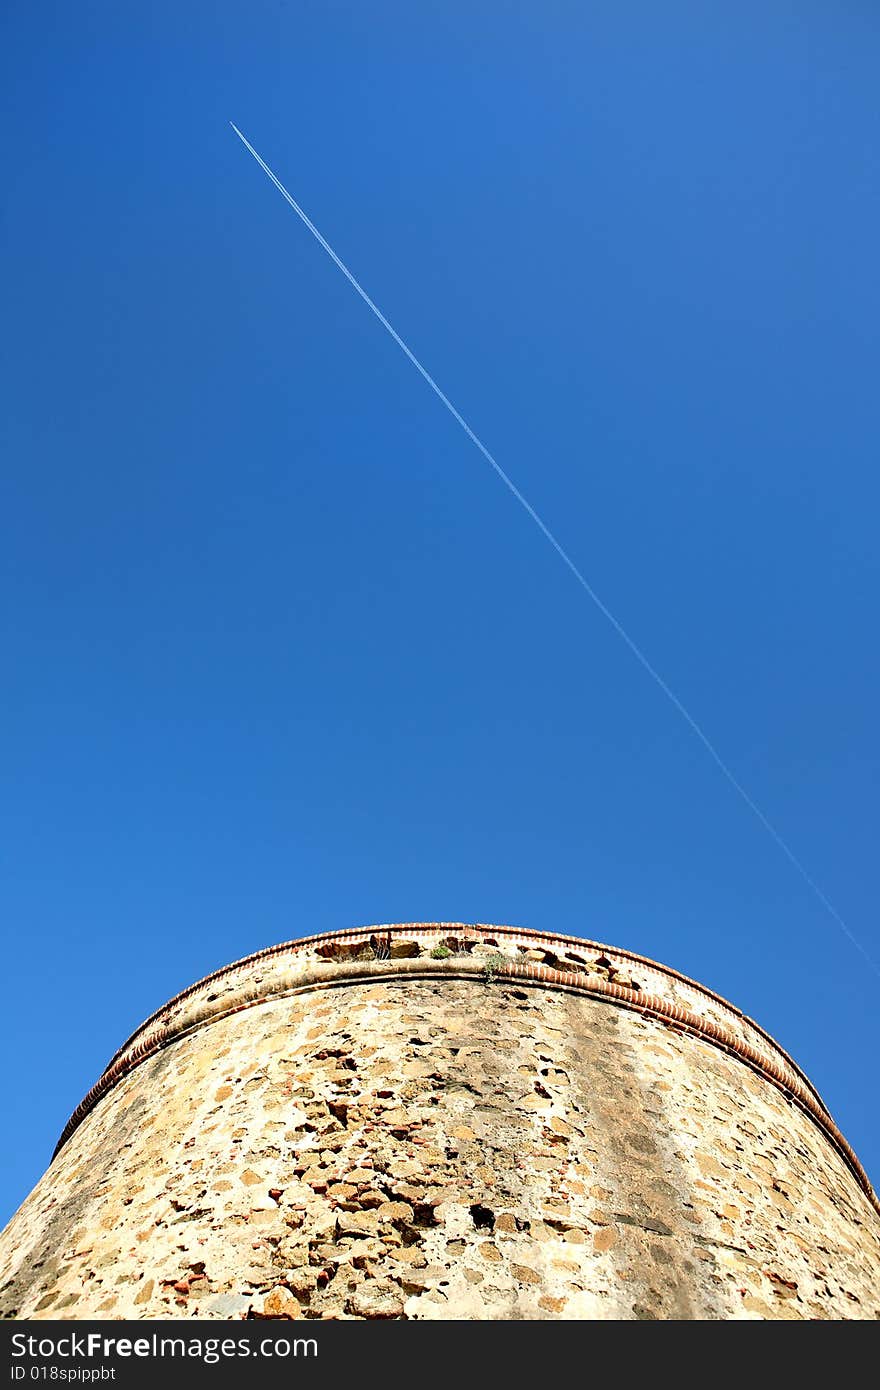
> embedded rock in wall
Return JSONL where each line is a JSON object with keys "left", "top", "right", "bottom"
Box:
{"left": 1, "top": 924, "right": 878, "bottom": 1320}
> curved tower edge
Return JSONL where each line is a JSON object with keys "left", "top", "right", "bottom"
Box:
{"left": 52, "top": 924, "right": 879, "bottom": 1218}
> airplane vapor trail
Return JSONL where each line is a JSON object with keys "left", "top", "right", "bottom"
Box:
{"left": 229, "top": 120, "right": 877, "bottom": 977}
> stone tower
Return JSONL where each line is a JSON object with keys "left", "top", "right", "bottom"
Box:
{"left": 1, "top": 924, "right": 878, "bottom": 1320}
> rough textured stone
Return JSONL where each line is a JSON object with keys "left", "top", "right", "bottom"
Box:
{"left": 260, "top": 1286, "right": 300, "bottom": 1318}
{"left": 0, "top": 924, "right": 878, "bottom": 1321}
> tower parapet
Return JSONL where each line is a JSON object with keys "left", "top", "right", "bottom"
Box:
{"left": 1, "top": 924, "right": 877, "bottom": 1319}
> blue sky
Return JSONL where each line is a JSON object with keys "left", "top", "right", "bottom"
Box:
{"left": 2, "top": 1, "right": 878, "bottom": 1225}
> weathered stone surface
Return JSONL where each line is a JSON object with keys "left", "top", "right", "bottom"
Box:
{"left": 335, "top": 1211, "right": 378, "bottom": 1239}
{"left": 389, "top": 940, "right": 420, "bottom": 959}
{"left": 0, "top": 926, "right": 878, "bottom": 1321}
{"left": 260, "top": 1286, "right": 300, "bottom": 1318}
{"left": 346, "top": 1279, "right": 405, "bottom": 1318}
{"left": 203, "top": 1292, "right": 252, "bottom": 1317}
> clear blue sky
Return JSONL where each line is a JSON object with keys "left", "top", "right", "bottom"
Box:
{"left": 2, "top": 2, "right": 878, "bottom": 1226}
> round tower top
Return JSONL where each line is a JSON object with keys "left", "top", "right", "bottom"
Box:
{"left": 54, "top": 922, "right": 879, "bottom": 1215}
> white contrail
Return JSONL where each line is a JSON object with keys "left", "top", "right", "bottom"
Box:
{"left": 229, "top": 121, "right": 878, "bottom": 977}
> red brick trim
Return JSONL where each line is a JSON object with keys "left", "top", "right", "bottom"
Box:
{"left": 101, "top": 923, "right": 825, "bottom": 1111}
{"left": 51, "top": 937, "right": 880, "bottom": 1220}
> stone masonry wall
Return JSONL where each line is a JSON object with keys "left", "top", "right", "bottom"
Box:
{"left": 1, "top": 933, "right": 878, "bottom": 1320}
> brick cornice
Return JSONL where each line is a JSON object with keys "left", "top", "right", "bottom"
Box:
{"left": 52, "top": 924, "right": 880, "bottom": 1218}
